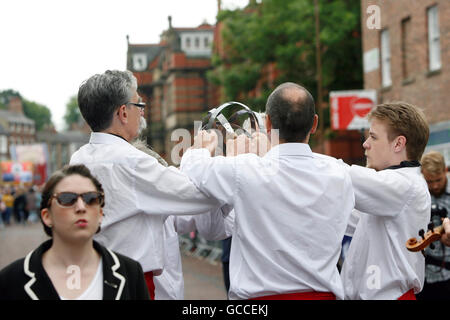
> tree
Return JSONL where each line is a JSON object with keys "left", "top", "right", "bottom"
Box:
{"left": 0, "top": 89, "right": 53, "bottom": 131}
{"left": 22, "top": 99, "right": 53, "bottom": 131}
{"left": 209, "top": 0, "right": 363, "bottom": 120}
{"left": 0, "top": 89, "right": 21, "bottom": 110}
{"left": 63, "top": 95, "right": 81, "bottom": 130}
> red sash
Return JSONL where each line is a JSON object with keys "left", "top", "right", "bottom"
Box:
{"left": 144, "top": 271, "right": 155, "bottom": 300}
{"left": 397, "top": 289, "right": 416, "bottom": 300}
{"left": 251, "top": 291, "right": 336, "bottom": 300}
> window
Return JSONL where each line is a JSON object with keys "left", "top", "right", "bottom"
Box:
{"left": 195, "top": 37, "right": 200, "bottom": 48}
{"left": 401, "top": 17, "right": 411, "bottom": 79}
{"left": 380, "top": 29, "right": 392, "bottom": 87}
{"left": 204, "top": 37, "right": 210, "bottom": 48}
{"left": 185, "top": 37, "right": 191, "bottom": 48}
{"left": 427, "top": 5, "right": 441, "bottom": 71}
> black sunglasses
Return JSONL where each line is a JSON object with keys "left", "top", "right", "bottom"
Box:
{"left": 49, "top": 192, "right": 104, "bottom": 208}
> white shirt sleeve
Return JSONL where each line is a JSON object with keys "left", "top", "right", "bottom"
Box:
{"left": 132, "top": 153, "right": 220, "bottom": 216}
{"left": 173, "top": 206, "right": 233, "bottom": 241}
{"left": 344, "top": 209, "right": 361, "bottom": 237}
{"left": 180, "top": 148, "right": 238, "bottom": 205}
{"left": 349, "top": 165, "right": 414, "bottom": 218}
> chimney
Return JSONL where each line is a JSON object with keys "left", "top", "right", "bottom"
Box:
{"left": 8, "top": 96, "right": 24, "bottom": 114}
{"left": 217, "top": 0, "right": 221, "bottom": 12}
{"left": 168, "top": 15, "right": 172, "bottom": 29}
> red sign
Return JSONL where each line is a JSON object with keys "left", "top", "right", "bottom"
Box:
{"left": 330, "top": 90, "right": 377, "bottom": 130}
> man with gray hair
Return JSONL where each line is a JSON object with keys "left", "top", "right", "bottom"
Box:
{"left": 70, "top": 70, "right": 221, "bottom": 299}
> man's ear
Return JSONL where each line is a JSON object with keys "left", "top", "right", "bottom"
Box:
{"left": 393, "top": 135, "right": 407, "bottom": 153}
{"left": 117, "top": 105, "right": 128, "bottom": 124}
{"left": 310, "top": 114, "right": 319, "bottom": 134}
{"left": 265, "top": 114, "right": 272, "bottom": 134}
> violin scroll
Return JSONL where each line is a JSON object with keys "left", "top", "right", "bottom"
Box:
{"left": 406, "top": 225, "right": 444, "bottom": 252}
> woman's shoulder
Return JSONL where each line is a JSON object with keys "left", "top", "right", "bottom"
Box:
{"left": 0, "top": 257, "right": 28, "bottom": 295}
{"left": 0, "top": 257, "right": 26, "bottom": 278}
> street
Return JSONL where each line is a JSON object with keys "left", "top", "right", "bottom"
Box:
{"left": 0, "top": 222, "right": 227, "bottom": 300}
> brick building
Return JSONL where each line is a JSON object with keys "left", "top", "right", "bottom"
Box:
{"left": 362, "top": 0, "right": 450, "bottom": 163}
{"left": 127, "top": 17, "right": 219, "bottom": 163}
{"left": 0, "top": 96, "right": 36, "bottom": 161}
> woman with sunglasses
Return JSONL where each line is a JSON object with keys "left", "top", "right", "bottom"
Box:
{"left": 0, "top": 164, "right": 149, "bottom": 300}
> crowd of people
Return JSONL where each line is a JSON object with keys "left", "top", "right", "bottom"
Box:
{"left": 0, "top": 184, "right": 42, "bottom": 227}
{"left": 0, "top": 69, "right": 449, "bottom": 301}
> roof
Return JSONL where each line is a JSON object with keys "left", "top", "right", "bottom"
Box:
{"left": 173, "top": 22, "right": 215, "bottom": 32}
{"left": 0, "top": 109, "right": 35, "bottom": 125}
{"left": 128, "top": 44, "right": 165, "bottom": 71}
{"left": 36, "top": 130, "right": 89, "bottom": 143}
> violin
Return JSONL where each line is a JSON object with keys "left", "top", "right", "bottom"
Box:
{"left": 406, "top": 222, "right": 444, "bottom": 252}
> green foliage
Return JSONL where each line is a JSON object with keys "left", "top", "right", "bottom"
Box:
{"left": 22, "top": 99, "right": 53, "bottom": 131}
{"left": 0, "top": 89, "right": 53, "bottom": 131}
{"left": 0, "top": 89, "right": 21, "bottom": 110}
{"left": 63, "top": 95, "right": 81, "bottom": 130}
{"left": 211, "top": 0, "right": 363, "bottom": 114}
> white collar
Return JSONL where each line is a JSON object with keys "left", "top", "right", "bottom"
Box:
{"left": 89, "top": 132, "right": 130, "bottom": 148}
{"left": 264, "top": 143, "right": 313, "bottom": 158}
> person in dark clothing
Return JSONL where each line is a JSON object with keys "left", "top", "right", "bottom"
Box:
{"left": 0, "top": 164, "right": 149, "bottom": 300}
{"left": 222, "top": 237, "right": 232, "bottom": 296}
{"left": 13, "top": 188, "right": 27, "bottom": 224}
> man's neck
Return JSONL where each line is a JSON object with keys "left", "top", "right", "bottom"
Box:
{"left": 102, "top": 127, "right": 130, "bottom": 142}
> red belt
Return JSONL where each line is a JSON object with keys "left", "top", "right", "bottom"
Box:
{"left": 397, "top": 289, "right": 416, "bottom": 300}
{"left": 144, "top": 271, "right": 155, "bottom": 300}
{"left": 251, "top": 291, "right": 336, "bottom": 300}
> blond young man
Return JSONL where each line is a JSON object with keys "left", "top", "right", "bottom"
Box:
{"left": 416, "top": 151, "right": 450, "bottom": 300}
{"left": 341, "top": 102, "right": 431, "bottom": 300}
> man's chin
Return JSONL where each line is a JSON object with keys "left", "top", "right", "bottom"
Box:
{"left": 431, "top": 189, "right": 445, "bottom": 197}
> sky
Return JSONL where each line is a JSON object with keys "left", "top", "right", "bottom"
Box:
{"left": 0, "top": 0, "right": 248, "bottom": 130}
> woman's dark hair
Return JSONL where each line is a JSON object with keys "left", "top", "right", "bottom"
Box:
{"left": 39, "top": 164, "right": 105, "bottom": 237}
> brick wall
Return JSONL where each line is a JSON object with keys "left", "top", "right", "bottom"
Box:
{"left": 362, "top": 0, "right": 450, "bottom": 125}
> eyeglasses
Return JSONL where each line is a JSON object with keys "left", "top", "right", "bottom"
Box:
{"left": 126, "top": 102, "right": 146, "bottom": 110}
{"left": 49, "top": 192, "right": 104, "bottom": 208}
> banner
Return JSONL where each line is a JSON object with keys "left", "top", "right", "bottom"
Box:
{"left": 1, "top": 161, "right": 33, "bottom": 183}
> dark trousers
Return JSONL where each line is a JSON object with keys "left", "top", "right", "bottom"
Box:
{"left": 222, "top": 262, "right": 230, "bottom": 294}
{"left": 2, "top": 208, "right": 12, "bottom": 224}
{"left": 416, "top": 278, "right": 450, "bottom": 300}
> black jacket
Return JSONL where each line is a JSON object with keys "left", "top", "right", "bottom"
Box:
{"left": 0, "top": 240, "right": 150, "bottom": 300}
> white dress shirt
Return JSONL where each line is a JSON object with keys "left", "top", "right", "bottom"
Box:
{"left": 70, "top": 133, "right": 219, "bottom": 274}
{"left": 153, "top": 216, "right": 184, "bottom": 300}
{"left": 340, "top": 165, "right": 431, "bottom": 299}
{"left": 153, "top": 209, "right": 232, "bottom": 300}
{"left": 181, "top": 143, "right": 355, "bottom": 300}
